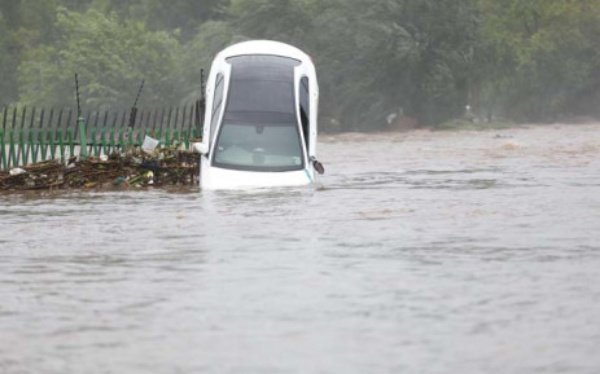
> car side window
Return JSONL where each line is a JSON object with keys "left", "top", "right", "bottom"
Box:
{"left": 299, "top": 76, "right": 310, "bottom": 153}
{"left": 210, "top": 73, "right": 225, "bottom": 144}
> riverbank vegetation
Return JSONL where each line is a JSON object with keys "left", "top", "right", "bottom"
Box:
{"left": 1, "top": 0, "right": 599, "bottom": 131}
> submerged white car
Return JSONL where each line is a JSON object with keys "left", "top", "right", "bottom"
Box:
{"left": 195, "top": 40, "right": 323, "bottom": 190}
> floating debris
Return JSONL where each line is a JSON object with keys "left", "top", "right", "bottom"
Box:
{"left": 0, "top": 145, "right": 200, "bottom": 193}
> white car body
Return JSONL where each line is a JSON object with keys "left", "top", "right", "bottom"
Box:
{"left": 195, "top": 40, "right": 319, "bottom": 190}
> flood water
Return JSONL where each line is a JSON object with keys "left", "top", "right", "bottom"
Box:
{"left": 1, "top": 124, "right": 599, "bottom": 373}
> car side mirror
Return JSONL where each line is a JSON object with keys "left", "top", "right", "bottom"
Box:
{"left": 193, "top": 142, "right": 209, "bottom": 155}
{"left": 311, "top": 157, "right": 325, "bottom": 175}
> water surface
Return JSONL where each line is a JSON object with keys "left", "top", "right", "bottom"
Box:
{"left": 1, "top": 124, "right": 599, "bottom": 373}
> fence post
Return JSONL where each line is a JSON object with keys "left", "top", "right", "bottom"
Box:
{"left": 78, "top": 116, "right": 88, "bottom": 159}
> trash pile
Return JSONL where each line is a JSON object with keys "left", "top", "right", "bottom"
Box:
{"left": 0, "top": 140, "right": 200, "bottom": 193}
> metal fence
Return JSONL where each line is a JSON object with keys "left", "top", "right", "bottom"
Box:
{"left": 0, "top": 104, "right": 204, "bottom": 170}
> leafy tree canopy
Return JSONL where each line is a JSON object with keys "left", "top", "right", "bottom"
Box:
{"left": 1, "top": 0, "right": 599, "bottom": 129}
{"left": 17, "top": 7, "right": 183, "bottom": 110}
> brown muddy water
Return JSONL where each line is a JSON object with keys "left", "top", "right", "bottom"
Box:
{"left": 1, "top": 123, "right": 599, "bottom": 373}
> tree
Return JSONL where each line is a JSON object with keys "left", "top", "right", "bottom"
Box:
{"left": 17, "top": 7, "right": 184, "bottom": 109}
{"left": 0, "top": 0, "right": 63, "bottom": 106}
{"left": 225, "top": 0, "right": 481, "bottom": 128}
{"left": 3, "top": 0, "right": 600, "bottom": 128}
{"left": 90, "top": 0, "right": 227, "bottom": 40}
{"left": 0, "top": 11, "right": 11, "bottom": 106}
{"left": 180, "top": 20, "right": 237, "bottom": 103}
{"left": 479, "top": 0, "right": 600, "bottom": 121}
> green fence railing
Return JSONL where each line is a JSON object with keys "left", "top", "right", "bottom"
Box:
{"left": 0, "top": 104, "right": 204, "bottom": 170}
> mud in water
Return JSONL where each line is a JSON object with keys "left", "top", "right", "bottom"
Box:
{"left": 1, "top": 123, "right": 599, "bottom": 373}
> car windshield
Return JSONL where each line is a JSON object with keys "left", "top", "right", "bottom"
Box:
{"left": 213, "top": 122, "right": 304, "bottom": 172}
{"left": 212, "top": 55, "right": 305, "bottom": 172}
